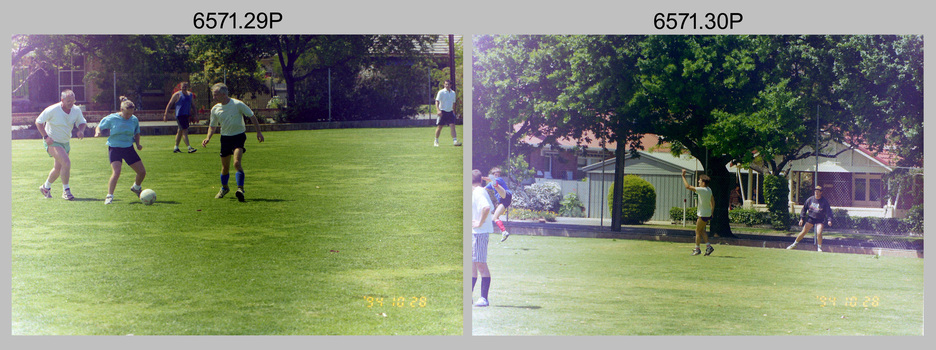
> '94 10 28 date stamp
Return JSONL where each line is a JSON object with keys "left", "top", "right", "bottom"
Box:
{"left": 816, "top": 295, "right": 880, "bottom": 308}
{"left": 363, "top": 296, "right": 427, "bottom": 308}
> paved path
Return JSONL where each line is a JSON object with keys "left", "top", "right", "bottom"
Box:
{"left": 501, "top": 217, "right": 923, "bottom": 258}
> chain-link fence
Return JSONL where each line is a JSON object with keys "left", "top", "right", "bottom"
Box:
{"left": 14, "top": 64, "right": 446, "bottom": 124}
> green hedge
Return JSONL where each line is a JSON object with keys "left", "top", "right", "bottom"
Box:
{"left": 669, "top": 206, "right": 698, "bottom": 223}
{"left": 671, "top": 206, "right": 920, "bottom": 235}
{"left": 727, "top": 208, "right": 771, "bottom": 226}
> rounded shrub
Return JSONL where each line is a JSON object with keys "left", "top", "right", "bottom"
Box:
{"left": 607, "top": 175, "right": 656, "bottom": 224}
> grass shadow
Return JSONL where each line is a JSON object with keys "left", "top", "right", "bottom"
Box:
{"left": 492, "top": 305, "right": 542, "bottom": 309}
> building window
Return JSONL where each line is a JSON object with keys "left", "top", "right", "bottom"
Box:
{"left": 852, "top": 173, "right": 883, "bottom": 207}
{"left": 58, "top": 56, "right": 86, "bottom": 102}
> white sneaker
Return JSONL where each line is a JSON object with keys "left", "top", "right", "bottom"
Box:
{"left": 433, "top": 139, "right": 439, "bottom": 147}
{"left": 817, "top": 246, "right": 823, "bottom": 252}
{"left": 786, "top": 242, "right": 797, "bottom": 250}
{"left": 474, "top": 297, "right": 489, "bottom": 307}
{"left": 105, "top": 195, "right": 113, "bottom": 205}
{"left": 454, "top": 140, "right": 462, "bottom": 146}
{"left": 501, "top": 231, "right": 510, "bottom": 242}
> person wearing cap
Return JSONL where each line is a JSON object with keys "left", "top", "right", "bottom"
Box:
{"left": 787, "top": 185, "right": 833, "bottom": 252}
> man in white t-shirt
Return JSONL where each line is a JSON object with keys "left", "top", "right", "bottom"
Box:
{"left": 433, "top": 80, "right": 461, "bottom": 147}
{"left": 682, "top": 169, "right": 715, "bottom": 256}
{"left": 35, "top": 89, "right": 87, "bottom": 200}
{"left": 201, "top": 83, "right": 265, "bottom": 202}
{"left": 471, "top": 169, "right": 494, "bottom": 307}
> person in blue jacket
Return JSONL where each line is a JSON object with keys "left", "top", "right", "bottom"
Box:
{"left": 96, "top": 96, "right": 146, "bottom": 204}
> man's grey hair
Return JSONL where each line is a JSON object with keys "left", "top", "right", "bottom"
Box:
{"left": 211, "top": 83, "right": 228, "bottom": 95}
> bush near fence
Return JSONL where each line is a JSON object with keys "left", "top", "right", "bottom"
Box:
{"left": 559, "top": 192, "right": 586, "bottom": 218}
{"left": 670, "top": 207, "right": 698, "bottom": 223}
{"left": 512, "top": 181, "right": 562, "bottom": 213}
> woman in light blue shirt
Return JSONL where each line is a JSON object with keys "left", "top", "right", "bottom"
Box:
{"left": 95, "top": 96, "right": 146, "bottom": 204}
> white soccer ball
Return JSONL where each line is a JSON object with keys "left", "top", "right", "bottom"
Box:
{"left": 140, "top": 189, "right": 156, "bottom": 205}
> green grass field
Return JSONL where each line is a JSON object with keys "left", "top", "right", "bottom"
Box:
{"left": 11, "top": 127, "right": 463, "bottom": 335}
{"left": 471, "top": 235, "right": 923, "bottom": 335}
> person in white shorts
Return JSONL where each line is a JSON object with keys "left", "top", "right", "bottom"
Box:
{"left": 36, "top": 89, "right": 87, "bottom": 200}
{"left": 472, "top": 169, "right": 494, "bottom": 307}
{"left": 682, "top": 169, "right": 715, "bottom": 256}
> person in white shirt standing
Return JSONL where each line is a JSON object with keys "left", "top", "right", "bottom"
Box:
{"left": 681, "top": 169, "right": 715, "bottom": 256}
{"left": 433, "top": 80, "right": 461, "bottom": 147}
{"left": 471, "top": 169, "right": 494, "bottom": 307}
{"left": 202, "top": 83, "right": 265, "bottom": 202}
{"left": 36, "top": 89, "right": 87, "bottom": 200}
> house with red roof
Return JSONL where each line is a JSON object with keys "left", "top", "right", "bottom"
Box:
{"left": 517, "top": 131, "right": 911, "bottom": 221}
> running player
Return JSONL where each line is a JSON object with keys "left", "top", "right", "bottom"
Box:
{"left": 201, "top": 83, "right": 265, "bottom": 202}
{"left": 484, "top": 166, "right": 513, "bottom": 242}
{"left": 36, "top": 89, "right": 87, "bottom": 200}
{"left": 95, "top": 96, "right": 146, "bottom": 204}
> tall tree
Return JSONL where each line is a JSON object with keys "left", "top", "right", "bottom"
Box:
{"left": 632, "top": 36, "right": 768, "bottom": 237}
{"left": 186, "top": 35, "right": 271, "bottom": 99}
{"left": 188, "top": 35, "right": 436, "bottom": 120}
{"left": 832, "top": 35, "right": 923, "bottom": 168}
{"left": 12, "top": 35, "right": 191, "bottom": 110}
{"left": 474, "top": 35, "right": 646, "bottom": 231}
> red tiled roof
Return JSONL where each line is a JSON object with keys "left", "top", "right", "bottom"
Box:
{"left": 516, "top": 125, "right": 667, "bottom": 152}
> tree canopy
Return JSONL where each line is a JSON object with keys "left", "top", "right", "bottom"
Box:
{"left": 13, "top": 34, "right": 446, "bottom": 120}
{"left": 473, "top": 35, "right": 923, "bottom": 236}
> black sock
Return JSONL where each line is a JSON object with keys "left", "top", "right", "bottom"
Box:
{"left": 472, "top": 277, "right": 477, "bottom": 292}
{"left": 481, "top": 277, "right": 491, "bottom": 299}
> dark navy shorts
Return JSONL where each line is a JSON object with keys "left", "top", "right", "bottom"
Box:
{"left": 436, "top": 110, "right": 456, "bottom": 126}
{"left": 219, "top": 133, "right": 247, "bottom": 157}
{"left": 805, "top": 216, "right": 826, "bottom": 225}
{"left": 499, "top": 192, "right": 513, "bottom": 208}
{"left": 699, "top": 216, "right": 712, "bottom": 223}
{"left": 108, "top": 146, "right": 142, "bottom": 165}
{"left": 176, "top": 115, "right": 191, "bottom": 130}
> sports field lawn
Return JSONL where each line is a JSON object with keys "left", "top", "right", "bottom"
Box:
{"left": 11, "top": 127, "right": 463, "bottom": 335}
{"left": 471, "top": 235, "right": 923, "bottom": 335}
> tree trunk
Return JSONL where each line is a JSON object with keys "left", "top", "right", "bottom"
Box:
{"left": 707, "top": 157, "right": 736, "bottom": 238}
{"left": 611, "top": 134, "right": 627, "bottom": 231}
